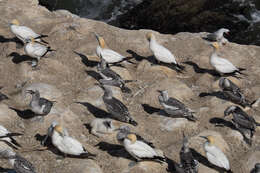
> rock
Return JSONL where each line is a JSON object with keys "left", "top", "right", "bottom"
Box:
{"left": 159, "top": 116, "right": 198, "bottom": 132}
{"left": 110, "top": 66, "right": 133, "bottom": 80}
{"left": 0, "top": 103, "right": 19, "bottom": 124}
{"left": 126, "top": 161, "right": 167, "bottom": 173}
{"left": 68, "top": 159, "right": 103, "bottom": 173}
{"left": 241, "top": 150, "right": 260, "bottom": 173}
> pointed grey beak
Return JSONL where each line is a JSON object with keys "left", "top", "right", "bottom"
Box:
{"left": 200, "top": 136, "right": 208, "bottom": 140}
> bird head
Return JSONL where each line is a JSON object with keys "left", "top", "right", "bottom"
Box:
{"left": 157, "top": 90, "right": 168, "bottom": 102}
{"left": 224, "top": 105, "right": 237, "bottom": 117}
{"left": 26, "top": 90, "right": 35, "bottom": 95}
{"left": 126, "top": 133, "right": 137, "bottom": 144}
{"left": 54, "top": 125, "right": 64, "bottom": 136}
{"left": 94, "top": 33, "right": 106, "bottom": 49}
{"left": 200, "top": 135, "right": 215, "bottom": 145}
{"left": 146, "top": 32, "right": 154, "bottom": 41}
{"left": 211, "top": 42, "right": 219, "bottom": 49}
{"left": 10, "top": 19, "right": 19, "bottom": 26}
{"left": 219, "top": 28, "right": 230, "bottom": 35}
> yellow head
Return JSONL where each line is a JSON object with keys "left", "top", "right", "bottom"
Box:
{"left": 206, "top": 136, "right": 215, "bottom": 144}
{"left": 95, "top": 34, "right": 106, "bottom": 49}
{"left": 146, "top": 32, "right": 154, "bottom": 41}
{"left": 126, "top": 134, "right": 137, "bottom": 143}
{"left": 211, "top": 42, "right": 219, "bottom": 49}
{"left": 30, "top": 37, "right": 35, "bottom": 43}
{"left": 11, "top": 19, "right": 20, "bottom": 26}
{"left": 54, "top": 125, "right": 63, "bottom": 134}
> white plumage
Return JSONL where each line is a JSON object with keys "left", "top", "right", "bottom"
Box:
{"left": 201, "top": 136, "right": 230, "bottom": 171}
{"left": 146, "top": 32, "right": 177, "bottom": 64}
{"left": 210, "top": 42, "right": 239, "bottom": 74}
{"left": 9, "top": 19, "right": 43, "bottom": 43}
{"left": 24, "top": 39, "right": 48, "bottom": 60}
{"left": 0, "top": 125, "right": 11, "bottom": 143}
{"left": 123, "top": 134, "right": 165, "bottom": 162}
{"left": 51, "top": 125, "right": 90, "bottom": 156}
{"left": 95, "top": 34, "right": 125, "bottom": 63}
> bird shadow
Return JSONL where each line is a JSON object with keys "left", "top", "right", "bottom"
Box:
{"left": 0, "top": 167, "right": 15, "bottom": 173}
{"left": 85, "top": 70, "right": 102, "bottom": 81}
{"left": 165, "top": 157, "right": 183, "bottom": 173}
{"left": 0, "top": 35, "right": 23, "bottom": 48}
{"left": 126, "top": 49, "right": 155, "bottom": 63}
{"left": 74, "top": 102, "right": 110, "bottom": 118}
{"left": 142, "top": 104, "right": 161, "bottom": 114}
{"left": 83, "top": 123, "right": 92, "bottom": 134}
{"left": 199, "top": 91, "right": 229, "bottom": 101}
{"left": 190, "top": 148, "right": 227, "bottom": 173}
{"left": 7, "top": 52, "right": 34, "bottom": 64}
{"left": 9, "top": 107, "right": 35, "bottom": 119}
{"left": 73, "top": 51, "right": 99, "bottom": 67}
{"left": 95, "top": 141, "right": 134, "bottom": 160}
{"left": 184, "top": 61, "right": 220, "bottom": 77}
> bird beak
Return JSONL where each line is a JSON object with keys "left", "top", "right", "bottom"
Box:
{"left": 200, "top": 136, "right": 208, "bottom": 140}
{"left": 94, "top": 32, "right": 99, "bottom": 40}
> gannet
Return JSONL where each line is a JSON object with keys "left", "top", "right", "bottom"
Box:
{"left": 90, "top": 118, "right": 122, "bottom": 137}
{"left": 210, "top": 42, "right": 245, "bottom": 76}
{"left": 253, "top": 163, "right": 260, "bottom": 173}
{"left": 219, "top": 78, "right": 251, "bottom": 107}
{"left": 179, "top": 133, "right": 198, "bottom": 173}
{"left": 101, "top": 84, "right": 138, "bottom": 126}
{"left": 224, "top": 105, "right": 260, "bottom": 140}
{"left": 9, "top": 19, "right": 48, "bottom": 44}
{"left": 206, "top": 28, "right": 230, "bottom": 42}
{"left": 0, "top": 125, "right": 22, "bottom": 149}
{"left": 0, "top": 149, "right": 36, "bottom": 173}
{"left": 146, "top": 32, "right": 185, "bottom": 72}
{"left": 116, "top": 126, "right": 154, "bottom": 148}
{"left": 24, "top": 38, "right": 54, "bottom": 68}
{"left": 97, "top": 58, "right": 132, "bottom": 93}
{"left": 43, "top": 122, "right": 96, "bottom": 158}
{"left": 200, "top": 136, "right": 231, "bottom": 171}
{"left": 26, "top": 90, "right": 55, "bottom": 122}
{"left": 0, "top": 87, "right": 8, "bottom": 101}
{"left": 158, "top": 90, "right": 197, "bottom": 121}
{"left": 95, "top": 33, "right": 126, "bottom": 63}
{"left": 123, "top": 133, "right": 165, "bottom": 163}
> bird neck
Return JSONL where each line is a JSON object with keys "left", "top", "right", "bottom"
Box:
{"left": 8, "top": 158, "right": 15, "bottom": 166}
{"left": 162, "top": 92, "right": 169, "bottom": 101}
{"left": 31, "top": 92, "right": 40, "bottom": 102}
{"left": 211, "top": 47, "right": 218, "bottom": 59}
{"left": 103, "top": 88, "right": 113, "bottom": 99}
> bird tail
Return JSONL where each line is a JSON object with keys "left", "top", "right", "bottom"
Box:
{"left": 176, "top": 63, "right": 185, "bottom": 71}
{"left": 47, "top": 46, "right": 56, "bottom": 52}
{"left": 236, "top": 68, "right": 247, "bottom": 76}
{"left": 10, "top": 137, "right": 22, "bottom": 148}
{"left": 129, "top": 119, "right": 138, "bottom": 126}
{"left": 186, "top": 112, "right": 197, "bottom": 122}
{"left": 80, "top": 152, "right": 96, "bottom": 159}
{"left": 41, "top": 39, "right": 49, "bottom": 44}
{"left": 124, "top": 80, "right": 137, "bottom": 83}
{"left": 0, "top": 94, "right": 8, "bottom": 100}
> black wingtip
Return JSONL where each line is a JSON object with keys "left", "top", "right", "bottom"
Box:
{"left": 130, "top": 120, "right": 138, "bottom": 126}
{"left": 121, "top": 86, "right": 132, "bottom": 94}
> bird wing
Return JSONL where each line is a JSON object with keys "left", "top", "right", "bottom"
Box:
{"left": 105, "top": 97, "right": 129, "bottom": 117}
{"left": 206, "top": 146, "right": 230, "bottom": 170}
{"left": 101, "top": 68, "right": 122, "bottom": 80}
{"left": 128, "top": 141, "right": 158, "bottom": 159}
{"left": 212, "top": 56, "right": 238, "bottom": 73}
{"left": 63, "top": 136, "right": 84, "bottom": 154}
{"left": 15, "top": 26, "right": 39, "bottom": 39}
{"left": 152, "top": 43, "right": 177, "bottom": 64}
{"left": 166, "top": 98, "right": 186, "bottom": 110}
{"left": 206, "top": 33, "right": 217, "bottom": 41}
{"left": 14, "top": 155, "right": 36, "bottom": 173}
{"left": 101, "top": 49, "right": 125, "bottom": 63}
{"left": 136, "top": 134, "right": 155, "bottom": 148}
{"left": 234, "top": 112, "right": 255, "bottom": 129}
{"left": 30, "top": 43, "right": 48, "bottom": 57}
{"left": 0, "top": 125, "right": 9, "bottom": 136}
{"left": 38, "top": 98, "right": 53, "bottom": 114}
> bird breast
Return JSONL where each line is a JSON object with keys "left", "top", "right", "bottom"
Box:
{"left": 52, "top": 131, "right": 84, "bottom": 155}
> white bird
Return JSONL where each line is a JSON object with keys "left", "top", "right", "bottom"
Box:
{"left": 90, "top": 118, "right": 122, "bottom": 137}
{"left": 43, "top": 122, "right": 95, "bottom": 158}
{"left": 206, "top": 28, "right": 230, "bottom": 43}
{"left": 200, "top": 136, "right": 231, "bottom": 171}
{"left": 210, "top": 42, "right": 245, "bottom": 76}
{"left": 24, "top": 37, "right": 54, "bottom": 67}
{"left": 146, "top": 32, "right": 185, "bottom": 72}
{"left": 95, "top": 33, "right": 126, "bottom": 63}
{"left": 9, "top": 19, "right": 48, "bottom": 44}
{"left": 0, "top": 125, "right": 22, "bottom": 149}
{"left": 123, "top": 133, "right": 166, "bottom": 163}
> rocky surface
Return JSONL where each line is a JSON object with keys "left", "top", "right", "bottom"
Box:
{"left": 0, "top": 0, "right": 260, "bottom": 173}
